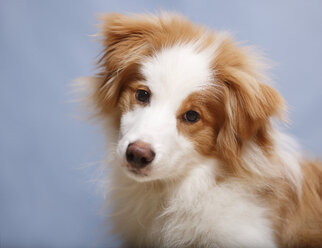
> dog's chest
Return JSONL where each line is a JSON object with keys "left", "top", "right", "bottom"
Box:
{"left": 113, "top": 170, "right": 277, "bottom": 248}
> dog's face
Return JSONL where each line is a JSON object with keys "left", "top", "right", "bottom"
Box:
{"left": 91, "top": 13, "right": 284, "bottom": 182}
{"left": 117, "top": 45, "right": 215, "bottom": 181}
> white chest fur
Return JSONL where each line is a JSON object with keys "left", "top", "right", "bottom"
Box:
{"left": 109, "top": 163, "right": 277, "bottom": 248}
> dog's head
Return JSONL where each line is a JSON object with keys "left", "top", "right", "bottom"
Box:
{"left": 90, "top": 13, "right": 284, "bottom": 182}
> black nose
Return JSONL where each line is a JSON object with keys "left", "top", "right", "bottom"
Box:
{"left": 126, "top": 141, "right": 155, "bottom": 169}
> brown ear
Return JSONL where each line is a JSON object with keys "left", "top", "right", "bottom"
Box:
{"left": 92, "top": 13, "right": 155, "bottom": 115}
{"left": 216, "top": 66, "right": 285, "bottom": 161}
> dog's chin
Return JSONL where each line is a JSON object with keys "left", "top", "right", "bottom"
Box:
{"left": 121, "top": 163, "right": 158, "bottom": 183}
{"left": 120, "top": 160, "right": 180, "bottom": 183}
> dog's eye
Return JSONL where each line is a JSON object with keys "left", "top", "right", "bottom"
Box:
{"left": 136, "top": 89, "right": 150, "bottom": 103}
{"left": 183, "top": 110, "right": 200, "bottom": 123}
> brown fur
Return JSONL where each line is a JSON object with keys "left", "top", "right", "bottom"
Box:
{"left": 88, "top": 12, "right": 322, "bottom": 247}
{"left": 282, "top": 160, "right": 322, "bottom": 247}
{"left": 257, "top": 160, "right": 322, "bottom": 248}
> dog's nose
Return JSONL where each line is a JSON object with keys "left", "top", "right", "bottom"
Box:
{"left": 126, "top": 141, "right": 155, "bottom": 169}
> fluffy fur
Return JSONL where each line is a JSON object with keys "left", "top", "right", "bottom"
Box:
{"left": 83, "top": 13, "right": 322, "bottom": 248}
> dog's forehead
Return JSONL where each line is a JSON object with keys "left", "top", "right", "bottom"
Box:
{"left": 140, "top": 44, "right": 214, "bottom": 106}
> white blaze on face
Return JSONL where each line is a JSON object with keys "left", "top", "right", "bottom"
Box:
{"left": 117, "top": 44, "right": 215, "bottom": 181}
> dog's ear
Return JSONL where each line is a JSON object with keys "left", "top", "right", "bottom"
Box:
{"left": 215, "top": 65, "right": 285, "bottom": 163}
{"left": 92, "top": 13, "right": 154, "bottom": 115}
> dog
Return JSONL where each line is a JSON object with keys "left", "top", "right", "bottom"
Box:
{"left": 83, "top": 13, "right": 322, "bottom": 248}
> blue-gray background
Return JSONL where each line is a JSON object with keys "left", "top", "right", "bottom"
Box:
{"left": 1, "top": 0, "right": 321, "bottom": 247}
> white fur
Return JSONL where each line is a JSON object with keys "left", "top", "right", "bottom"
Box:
{"left": 100, "top": 44, "right": 290, "bottom": 247}
{"left": 242, "top": 130, "right": 302, "bottom": 187}
{"left": 108, "top": 158, "right": 277, "bottom": 248}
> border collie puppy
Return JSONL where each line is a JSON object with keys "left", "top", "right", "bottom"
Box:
{"left": 83, "top": 13, "right": 322, "bottom": 248}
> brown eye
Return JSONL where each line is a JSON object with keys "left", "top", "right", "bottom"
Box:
{"left": 183, "top": 110, "right": 200, "bottom": 123}
{"left": 136, "top": 89, "right": 150, "bottom": 103}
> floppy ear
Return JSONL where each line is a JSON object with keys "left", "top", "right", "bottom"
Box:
{"left": 92, "top": 13, "right": 154, "bottom": 116}
{"left": 216, "top": 66, "right": 285, "bottom": 162}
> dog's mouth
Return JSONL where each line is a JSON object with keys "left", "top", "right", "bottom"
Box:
{"left": 119, "top": 160, "right": 153, "bottom": 181}
{"left": 127, "top": 166, "right": 149, "bottom": 177}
